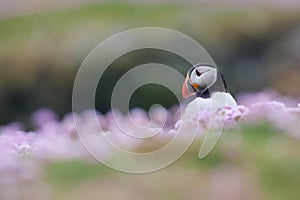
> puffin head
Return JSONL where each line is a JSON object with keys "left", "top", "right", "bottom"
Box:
{"left": 182, "top": 64, "right": 218, "bottom": 99}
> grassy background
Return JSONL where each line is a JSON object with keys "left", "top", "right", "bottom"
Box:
{"left": 42, "top": 123, "right": 300, "bottom": 200}
{"left": 0, "top": 2, "right": 300, "bottom": 124}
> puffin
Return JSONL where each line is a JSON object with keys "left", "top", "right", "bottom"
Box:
{"left": 181, "top": 64, "right": 237, "bottom": 109}
{"left": 180, "top": 64, "right": 237, "bottom": 159}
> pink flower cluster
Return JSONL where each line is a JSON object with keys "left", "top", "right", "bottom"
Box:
{"left": 0, "top": 90, "right": 299, "bottom": 184}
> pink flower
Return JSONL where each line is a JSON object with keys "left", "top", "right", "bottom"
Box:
{"left": 31, "top": 108, "right": 58, "bottom": 129}
{"left": 238, "top": 89, "right": 299, "bottom": 107}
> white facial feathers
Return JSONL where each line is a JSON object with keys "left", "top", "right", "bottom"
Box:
{"left": 190, "top": 66, "right": 217, "bottom": 91}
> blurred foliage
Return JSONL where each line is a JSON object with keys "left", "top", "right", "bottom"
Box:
{"left": 44, "top": 123, "right": 300, "bottom": 200}
{"left": 0, "top": 2, "right": 300, "bottom": 125}
{"left": 45, "top": 160, "right": 110, "bottom": 190}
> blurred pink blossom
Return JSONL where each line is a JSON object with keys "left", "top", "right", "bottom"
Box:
{"left": 0, "top": 90, "right": 299, "bottom": 190}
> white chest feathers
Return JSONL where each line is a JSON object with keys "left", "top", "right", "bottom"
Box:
{"left": 184, "top": 92, "right": 237, "bottom": 114}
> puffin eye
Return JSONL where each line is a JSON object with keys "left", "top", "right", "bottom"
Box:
{"left": 195, "top": 69, "right": 201, "bottom": 76}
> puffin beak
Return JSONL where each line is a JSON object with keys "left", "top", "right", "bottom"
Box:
{"left": 182, "top": 78, "right": 194, "bottom": 99}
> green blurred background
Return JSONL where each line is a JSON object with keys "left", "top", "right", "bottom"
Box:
{"left": 1, "top": 0, "right": 300, "bottom": 125}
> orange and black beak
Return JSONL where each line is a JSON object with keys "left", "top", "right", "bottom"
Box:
{"left": 182, "top": 77, "right": 199, "bottom": 99}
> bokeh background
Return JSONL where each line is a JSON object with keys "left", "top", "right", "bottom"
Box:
{"left": 1, "top": 0, "right": 300, "bottom": 125}
{"left": 0, "top": 1, "right": 300, "bottom": 200}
